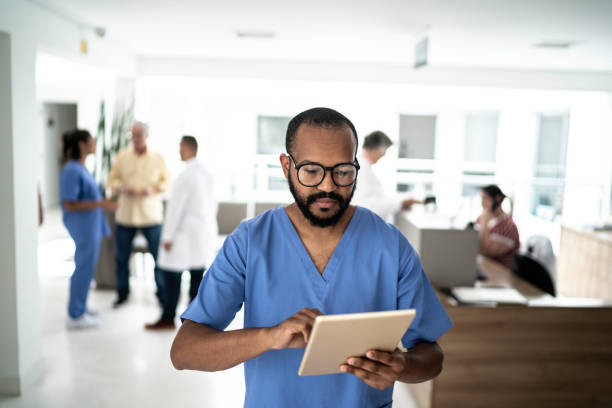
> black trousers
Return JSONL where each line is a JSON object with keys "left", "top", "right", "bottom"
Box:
{"left": 161, "top": 268, "right": 204, "bottom": 321}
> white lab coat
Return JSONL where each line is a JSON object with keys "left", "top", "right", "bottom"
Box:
{"left": 157, "top": 158, "right": 218, "bottom": 271}
{"left": 353, "top": 159, "right": 401, "bottom": 220}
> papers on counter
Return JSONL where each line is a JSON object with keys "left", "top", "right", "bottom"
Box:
{"left": 527, "top": 296, "right": 611, "bottom": 308}
{"left": 451, "top": 287, "right": 528, "bottom": 306}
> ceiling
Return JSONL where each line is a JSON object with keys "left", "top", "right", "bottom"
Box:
{"left": 32, "top": 0, "right": 612, "bottom": 71}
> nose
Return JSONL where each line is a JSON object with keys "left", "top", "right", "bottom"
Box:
{"left": 317, "top": 170, "right": 336, "bottom": 193}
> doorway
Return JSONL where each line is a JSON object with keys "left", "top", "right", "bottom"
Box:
{"left": 40, "top": 103, "right": 77, "bottom": 209}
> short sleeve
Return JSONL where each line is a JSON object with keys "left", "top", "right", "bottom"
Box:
{"left": 60, "top": 164, "right": 81, "bottom": 203}
{"left": 181, "top": 221, "right": 248, "bottom": 330}
{"left": 397, "top": 235, "right": 453, "bottom": 348}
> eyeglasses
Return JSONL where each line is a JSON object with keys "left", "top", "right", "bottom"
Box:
{"left": 287, "top": 153, "right": 360, "bottom": 187}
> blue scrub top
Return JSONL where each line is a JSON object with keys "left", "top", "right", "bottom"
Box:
{"left": 182, "top": 206, "right": 452, "bottom": 408}
{"left": 60, "top": 161, "right": 110, "bottom": 242}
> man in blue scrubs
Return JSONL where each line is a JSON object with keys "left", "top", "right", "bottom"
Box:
{"left": 171, "top": 107, "right": 452, "bottom": 407}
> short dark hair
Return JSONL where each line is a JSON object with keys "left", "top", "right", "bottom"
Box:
{"left": 62, "top": 129, "right": 91, "bottom": 161}
{"left": 363, "top": 131, "right": 392, "bottom": 150}
{"left": 285, "top": 107, "right": 358, "bottom": 158}
{"left": 181, "top": 135, "right": 198, "bottom": 152}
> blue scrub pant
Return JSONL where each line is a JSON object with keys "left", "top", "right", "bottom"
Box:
{"left": 115, "top": 224, "right": 164, "bottom": 306}
{"left": 68, "top": 236, "right": 102, "bottom": 318}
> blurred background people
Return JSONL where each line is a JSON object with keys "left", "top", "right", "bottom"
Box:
{"left": 475, "top": 184, "right": 520, "bottom": 268}
{"left": 353, "top": 131, "right": 422, "bottom": 220}
{"left": 146, "top": 136, "right": 218, "bottom": 330}
{"left": 60, "top": 129, "right": 117, "bottom": 329}
{"left": 108, "top": 122, "right": 170, "bottom": 308}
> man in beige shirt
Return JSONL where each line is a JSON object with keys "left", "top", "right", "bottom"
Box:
{"left": 108, "top": 122, "right": 170, "bottom": 308}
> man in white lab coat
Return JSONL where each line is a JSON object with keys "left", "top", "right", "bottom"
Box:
{"left": 145, "top": 136, "right": 218, "bottom": 330}
{"left": 353, "top": 131, "right": 421, "bottom": 220}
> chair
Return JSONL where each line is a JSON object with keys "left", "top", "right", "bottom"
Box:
{"left": 130, "top": 232, "right": 151, "bottom": 279}
{"left": 254, "top": 202, "right": 285, "bottom": 217}
{"left": 217, "top": 202, "right": 248, "bottom": 235}
{"left": 525, "top": 235, "right": 556, "bottom": 283}
{"left": 512, "top": 253, "right": 556, "bottom": 296}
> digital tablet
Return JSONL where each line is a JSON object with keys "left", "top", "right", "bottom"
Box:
{"left": 297, "top": 309, "right": 417, "bottom": 376}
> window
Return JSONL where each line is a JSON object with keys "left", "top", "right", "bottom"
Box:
{"left": 257, "top": 116, "right": 290, "bottom": 154}
{"left": 398, "top": 115, "right": 436, "bottom": 159}
{"left": 464, "top": 113, "right": 498, "bottom": 162}
{"left": 534, "top": 114, "right": 569, "bottom": 178}
{"left": 531, "top": 113, "right": 569, "bottom": 220}
{"left": 254, "top": 116, "right": 291, "bottom": 198}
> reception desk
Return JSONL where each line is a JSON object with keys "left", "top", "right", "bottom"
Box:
{"left": 401, "top": 257, "right": 612, "bottom": 408}
{"left": 394, "top": 210, "right": 478, "bottom": 287}
{"left": 557, "top": 225, "right": 612, "bottom": 300}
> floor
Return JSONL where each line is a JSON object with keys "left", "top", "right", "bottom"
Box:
{"left": 0, "top": 207, "right": 418, "bottom": 407}
{"left": 0, "top": 277, "right": 246, "bottom": 408}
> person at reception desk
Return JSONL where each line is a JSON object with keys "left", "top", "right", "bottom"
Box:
{"left": 353, "top": 131, "right": 421, "bottom": 220}
{"left": 475, "top": 185, "right": 520, "bottom": 269}
{"left": 171, "top": 107, "right": 452, "bottom": 407}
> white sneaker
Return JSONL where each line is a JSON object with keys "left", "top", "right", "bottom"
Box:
{"left": 66, "top": 313, "right": 100, "bottom": 330}
{"left": 85, "top": 307, "right": 99, "bottom": 316}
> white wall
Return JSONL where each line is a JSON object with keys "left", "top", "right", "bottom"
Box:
{"left": 139, "top": 57, "right": 612, "bottom": 92}
{"left": 0, "top": 17, "right": 43, "bottom": 396}
{"left": 135, "top": 76, "right": 612, "bottom": 251}
{"left": 36, "top": 52, "right": 124, "bottom": 204}
{"left": 0, "top": 0, "right": 136, "bottom": 395}
{"left": 0, "top": 28, "right": 23, "bottom": 396}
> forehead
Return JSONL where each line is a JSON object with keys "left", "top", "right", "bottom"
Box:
{"left": 292, "top": 124, "right": 355, "bottom": 164}
{"left": 132, "top": 126, "right": 147, "bottom": 136}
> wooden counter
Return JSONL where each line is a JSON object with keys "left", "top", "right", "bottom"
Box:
{"left": 557, "top": 226, "right": 612, "bottom": 300}
{"left": 404, "top": 257, "right": 612, "bottom": 408}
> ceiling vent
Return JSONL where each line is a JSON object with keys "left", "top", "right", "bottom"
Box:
{"left": 235, "top": 30, "right": 276, "bottom": 39}
{"left": 532, "top": 40, "right": 583, "bottom": 49}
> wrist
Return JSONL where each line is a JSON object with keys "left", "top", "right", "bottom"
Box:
{"left": 258, "top": 327, "right": 275, "bottom": 352}
{"left": 399, "top": 351, "right": 414, "bottom": 380}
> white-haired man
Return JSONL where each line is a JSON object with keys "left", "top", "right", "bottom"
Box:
{"left": 108, "top": 122, "right": 170, "bottom": 308}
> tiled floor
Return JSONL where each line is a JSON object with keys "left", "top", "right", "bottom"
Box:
{"left": 0, "top": 276, "right": 246, "bottom": 408}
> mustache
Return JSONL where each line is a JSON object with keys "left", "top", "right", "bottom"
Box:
{"left": 306, "top": 192, "right": 345, "bottom": 206}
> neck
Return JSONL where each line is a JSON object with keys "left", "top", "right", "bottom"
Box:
{"left": 134, "top": 146, "right": 147, "bottom": 155}
{"left": 362, "top": 151, "right": 377, "bottom": 164}
{"left": 286, "top": 203, "right": 355, "bottom": 238}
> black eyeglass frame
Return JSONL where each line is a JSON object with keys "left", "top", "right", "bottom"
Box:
{"left": 286, "top": 153, "right": 360, "bottom": 187}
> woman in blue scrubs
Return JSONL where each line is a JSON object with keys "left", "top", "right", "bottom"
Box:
{"left": 60, "top": 129, "right": 116, "bottom": 329}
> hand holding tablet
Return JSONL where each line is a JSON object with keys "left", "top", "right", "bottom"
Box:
{"left": 297, "top": 309, "right": 417, "bottom": 377}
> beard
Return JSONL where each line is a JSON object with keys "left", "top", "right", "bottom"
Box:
{"left": 288, "top": 174, "right": 356, "bottom": 228}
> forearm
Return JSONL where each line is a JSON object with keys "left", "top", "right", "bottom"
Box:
{"left": 171, "top": 320, "right": 272, "bottom": 372}
{"left": 479, "top": 231, "right": 512, "bottom": 257}
{"left": 63, "top": 200, "right": 101, "bottom": 212}
{"left": 398, "top": 342, "right": 444, "bottom": 384}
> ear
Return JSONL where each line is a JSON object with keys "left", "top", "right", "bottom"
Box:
{"left": 280, "top": 154, "right": 290, "bottom": 179}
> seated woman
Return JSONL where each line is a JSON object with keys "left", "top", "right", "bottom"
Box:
{"left": 475, "top": 185, "right": 520, "bottom": 269}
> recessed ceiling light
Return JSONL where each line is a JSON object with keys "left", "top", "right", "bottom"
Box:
{"left": 532, "top": 40, "right": 583, "bottom": 49}
{"left": 234, "top": 30, "right": 276, "bottom": 39}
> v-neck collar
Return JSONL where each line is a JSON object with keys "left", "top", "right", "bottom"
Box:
{"left": 280, "top": 206, "right": 362, "bottom": 291}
